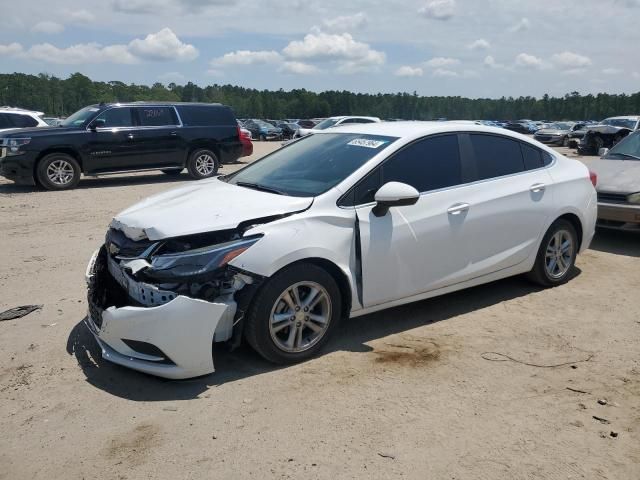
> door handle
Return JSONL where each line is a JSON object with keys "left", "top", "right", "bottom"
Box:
{"left": 530, "top": 183, "right": 546, "bottom": 193}
{"left": 169, "top": 131, "right": 178, "bottom": 136}
{"left": 127, "top": 133, "right": 134, "bottom": 140}
{"left": 447, "top": 203, "right": 470, "bottom": 215}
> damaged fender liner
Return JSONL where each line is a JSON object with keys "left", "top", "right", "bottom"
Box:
{"left": 86, "top": 247, "right": 243, "bottom": 379}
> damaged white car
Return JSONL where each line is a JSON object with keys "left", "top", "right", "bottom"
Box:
{"left": 85, "top": 122, "right": 598, "bottom": 379}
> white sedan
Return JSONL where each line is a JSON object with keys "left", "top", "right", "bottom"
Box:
{"left": 85, "top": 122, "right": 598, "bottom": 379}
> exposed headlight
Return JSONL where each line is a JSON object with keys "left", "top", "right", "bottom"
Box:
{"left": 5, "top": 137, "right": 31, "bottom": 155}
{"left": 144, "top": 236, "right": 262, "bottom": 281}
{"left": 627, "top": 193, "right": 640, "bottom": 204}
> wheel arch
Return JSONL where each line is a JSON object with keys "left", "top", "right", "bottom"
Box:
{"left": 34, "top": 147, "right": 83, "bottom": 176}
{"left": 187, "top": 141, "right": 220, "bottom": 165}
{"left": 556, "top": 212, "right": 583, "bottom": 250}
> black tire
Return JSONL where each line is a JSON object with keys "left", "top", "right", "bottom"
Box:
{"left": 562, "top": 136, "right": 570, "bottom": 147}
{"left": 244, "top": 263, "right": 342, "bottom": 364}
{"left": 161, "top": 168, "right": 183, "bottom": 176}
{"left": 186, "top": 149, "right": 219, "bottom": 179}
{"left": 259, "top": 134, "right": 266, "bottom": 142}
{"left": 526, "top": 219, "right": 578, "bottom": 287}
{"left": 36, "top": 153, "right": 81, "bottom": 190}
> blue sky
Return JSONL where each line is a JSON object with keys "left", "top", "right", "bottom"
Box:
{"left": 1, "top": 0, "right": 639, "bottom": 98}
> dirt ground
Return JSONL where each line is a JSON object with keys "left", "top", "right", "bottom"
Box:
{"left": 1, "top": 141, "right": 639, "bottom": 480}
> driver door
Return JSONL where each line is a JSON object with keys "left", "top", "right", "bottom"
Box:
{"left": 355, "top": 134, "right": 471, "bottom": 307}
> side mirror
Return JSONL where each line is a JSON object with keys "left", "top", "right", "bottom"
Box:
{"left": 598, "top": 148, "right": 609, "bottom": 157}
{"left": 89, "top": 118, "right": 106, "bottom": 130}
{"left": 372, "top": 182, "right": 420, "bottom": 217}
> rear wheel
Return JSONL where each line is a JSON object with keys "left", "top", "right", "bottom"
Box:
{"left": 186, "top": 149, "right": 218, "bottom": 179}
{"left": 36, "top": 153, "right": 81, "bottom": 190}
{"left": 244, "top": 263, "right": 342, "bottom": 364}
{"left": 526, "top": 219, "right": 578, "bottom": 287}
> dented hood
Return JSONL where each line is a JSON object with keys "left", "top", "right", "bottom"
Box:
{"left": 111, "top": 178, "right": 313, "bottom": 241}
{"left": 589, "top": 159, "right": 640, "bottom": 194}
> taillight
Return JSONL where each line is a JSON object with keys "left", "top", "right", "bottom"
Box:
{"left": 589, "top": 170, "right": 597, "bottom": 187}
{"left": 237, "top": 125, "right": 241, "bottom": 138}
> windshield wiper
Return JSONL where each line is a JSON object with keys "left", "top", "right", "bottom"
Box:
{"left": 235, "top": 181, "right": 285, "bottom": 195}
{"left": 609, "top": 152, "right": 640, "bottom": 160}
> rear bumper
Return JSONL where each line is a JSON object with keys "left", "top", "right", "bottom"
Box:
{"left": 85, "top": 248, "right": 236, "bottom": 379}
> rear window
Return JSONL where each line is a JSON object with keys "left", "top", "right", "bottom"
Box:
{"left": 135, "top": 107, "right": 179, "bottom": 127}
{"left": 176, "top": 105, "right": 235, "bottom": 126}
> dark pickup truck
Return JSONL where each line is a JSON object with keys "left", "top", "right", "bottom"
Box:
{"left": 0, "top": 102, "right": 243, "bottom": 190}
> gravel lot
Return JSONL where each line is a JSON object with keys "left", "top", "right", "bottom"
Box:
{"left": 1, "top": 141, "right": 639, "bottom": 480}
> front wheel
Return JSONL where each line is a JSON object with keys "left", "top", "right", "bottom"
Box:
{"left": 526, "top": 219, "right": 578, "bottom": 287}
{"left": 244, "top": 263, "right": 342, "bottom": 364}
{"left": 186, "top": 149, "right": 218, "bottom": 179}
{"left": 36, "top": 153, "right": 81, "bottom": 190}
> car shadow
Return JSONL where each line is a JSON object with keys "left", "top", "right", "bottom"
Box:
{"left": 67, "top": 272, "right": 572, "bottom": 401}
{"left": 590, "top": 228, "right": 640, "bottom": 258}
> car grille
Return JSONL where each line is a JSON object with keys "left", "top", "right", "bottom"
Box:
{"left": 597, "top": 192, "right": 628, "bottom": 204}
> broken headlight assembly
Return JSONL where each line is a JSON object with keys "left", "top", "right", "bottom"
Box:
{"left": 141, "top": 235, "right": 262, "bottom": 283}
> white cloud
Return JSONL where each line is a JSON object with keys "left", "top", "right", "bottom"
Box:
{"left": 0, "top": 43, "right": 24, "bottom": 56}
{"left": 467, "top": 39, "right": 490, "bottom": 50}
{"left": 508, "top": 17, "right": 530, "bottom": 33}
{"left": 158, "top": 71, "right": 186, "bottom": 83}
{"left": 433, "top": 68, "right": 459, "bottom": 78}
{"left": 425, "top": 57, "right": 460, "bottom": 68}
{"left": 419, "top": 0, "right": 456, "bottom": 20}
{"left": 515, "top": 52, "right": 544, "bottom": 69}
{"left": 322, "top": 13, "right": 368, "bottom": 32}
{"left": 283, "top": 32, "right": 385, "bottom": 72}
{"left": 550, "top": 51, "right": 592, "bottom": 69}
{"left": 31, "top": 21, "right": 64, "bottom": 34}
{"left": 602, "top": 68, "right": 622, "bottom": 75}
{"left": 395, "top": 65, "right": 423, "bottom": 77}
{"left": 484, "top": 55, "right": 509, "bottom": 70}
{"left": 128, "top": 28, "right": 198, "bottom": 61}
{"left": 68, "top": 10, "right": 96, "bottom": 23}
{"left": 111, "top": 0, "right": 233, "bottom": 14}
{"left": 24, "top": 42, "right": 137, "bottom": 64}
{"left": 280, "top": 61, "right": 319, "bottom": 75}
{"left": 214, "top": 50, "right": 282, "bottom": 65}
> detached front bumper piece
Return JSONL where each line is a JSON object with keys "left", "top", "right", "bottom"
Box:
{"left": 85, "top": 248, "right": 235, "bottom": 379}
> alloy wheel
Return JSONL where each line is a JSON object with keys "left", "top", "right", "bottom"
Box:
{"left": 269, "top": 281, "right": 332, "bottom": 353}
{"left": 194, "top": 154, "right": 216, "bottom": 176}
{"left": 46, "top": 159, "right": 75, "bottom": 186}
{"left": 544, "top": 229, "right": 574, "bottom": 279}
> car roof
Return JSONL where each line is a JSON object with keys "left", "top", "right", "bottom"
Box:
{"left": 605, "top": 115, "right": 640, "bottom": 121}
{"left": 314, "top": 120, "right": 541, "bottom": 142}
{"left": 0, "top": 107, "right": 44, "bottom": 116}
{"left": 88, "top": 102, "right": 225, "bottom": 108}
{"left": 330, "top": 115, "right": 380, "bottom": 121}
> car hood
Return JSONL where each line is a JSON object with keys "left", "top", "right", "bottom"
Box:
{"left": 0, "top": 125, "right": 81, "bottom": 138}
{"left": 589, "top": 158, "right": 640, "bottom": 194}
{"left": 536, "top": 129, "right": 568, "bottom": 135}
{"left": 111, "top": 178, "right": 313, "bottom": 241}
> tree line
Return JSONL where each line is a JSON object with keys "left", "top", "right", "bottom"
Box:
{"left": 1, "top": 72, "right": 639, "bottom": 121}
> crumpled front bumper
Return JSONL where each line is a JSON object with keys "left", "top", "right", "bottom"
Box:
{"left": 85, "top": 248, "right": 235, "bottom": 379}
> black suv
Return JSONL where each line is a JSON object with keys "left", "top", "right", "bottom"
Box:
{"left": 0, "top": 102, "right": 243, "bottom": 190}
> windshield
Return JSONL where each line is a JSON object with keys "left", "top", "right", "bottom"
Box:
{"left": 602, "top": 118, "right": 637, "bottom": 129}
{"left": 313, "top": 118, "right": 339, "bottom": 130}
{"left": 60, "top": 106, "right": 100, "bottom": 127}
{"left": 551, "top": 122, "right": 573, "bottom": 130}
{"left": 252, "top": 120, "right": 273, "bottom": 128}
{"left": 605, "top": 133, "right": 640, "bottom": 160}
{"left": 224, "top": 133, "right": 398, "bottom": 197}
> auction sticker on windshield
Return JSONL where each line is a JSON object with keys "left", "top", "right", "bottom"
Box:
{"left": 347, "top": 138, "right": 389, "bottom": 149}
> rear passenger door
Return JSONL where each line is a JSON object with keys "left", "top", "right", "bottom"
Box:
{"left": 132, "top": 106, "right": 184, "bottom": 167}
{"left": 455, "top": 133, "right": 555, "bottom": 278}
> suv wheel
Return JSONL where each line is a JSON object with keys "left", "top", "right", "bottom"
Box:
{"left": 36, "top": 153, "right": 81, "bottom": 190}
{"left": 186, "top": 149, "right": 219, "bottom": 179}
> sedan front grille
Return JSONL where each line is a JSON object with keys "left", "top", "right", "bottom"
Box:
{"left": 597, "top": 192, "right": 628, "bottom": 204}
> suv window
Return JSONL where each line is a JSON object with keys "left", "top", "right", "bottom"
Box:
{"left": 135, "top": 107, "right": 178, "bottom": 127}
{"left": 9, "top": 114, "right": 39, "bottom": 128}
{"left": 351, "top": 134, "right": 462, "bottom": 205}
{"left": 177, "top": 105, "right": 234, "bottom": 126}
{"left": 95, "top": 108, "right": 133, "bottom": 128}
{"left": 469, "top": 134, "right": 525, "bottom": 179}
{"left": 0, "top": 113, "right": 13, "bottom": 129}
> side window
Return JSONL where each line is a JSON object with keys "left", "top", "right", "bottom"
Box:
{"left": 469, "top": 134, "right": 525, "bottom": 180}
{"left": 382, "top": 134, "right": 462, "bottom": 193}
{"left": 542, "top": 151, "right": 554, "bottom": 166}
{"left": 353, "top": 168, "right": 382, "bottom": 205}
{"left": 357, "top": 119, "right": 376, "bottom": 124}
{"left": 10, "top": 114, "right": 39, "bottom": 128}
{"left": 95, "top": 108, "right": 133, "bottom": 128}
{"left": 136, "top": 107, "right": 178, "bottom": 127}
{"left": 177, "top": 106, "right": 233, "bottom": 126}
{"left": 0, "top": 113, "right": 13, "bottom": 129}
{"left": 521, "top": 143, "right": 544, "bottom": 170}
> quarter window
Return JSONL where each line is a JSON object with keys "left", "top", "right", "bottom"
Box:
{"left": 521, "top": 143, "right": 544, "bottom": 170}
{"left": 10, "top": 114, "right": 39, "bottom": 128}
{"left": 95, "top": 108, "right": 133, "bottom": 128}
{"left": 136, "top": 107, "right": 178, "bottom": 127}
{"left": 469, "top": 134, "right": 525, "bottom": 179}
